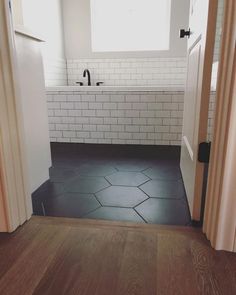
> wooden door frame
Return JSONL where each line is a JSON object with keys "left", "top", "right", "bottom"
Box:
{"left": 0, "top": 0, "right": 32, "bottom": 232}
{"left": 203, "top": 0, "right": 236, "bottom": 251}
{"left": 181, "top": 0, "right": 218, "bottom": 221}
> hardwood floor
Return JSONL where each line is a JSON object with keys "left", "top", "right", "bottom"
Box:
{"left": 0, "top": 217, "right": 235, "bottom": 295}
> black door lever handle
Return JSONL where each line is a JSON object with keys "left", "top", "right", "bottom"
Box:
{"left": 179, "top": 28, "right": 191, "bottom": 38}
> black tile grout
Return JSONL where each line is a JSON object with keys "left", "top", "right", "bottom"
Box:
{"left": 139, "top": 166, "right": 153, "bottom": 173}
{"left": 41, "top": 202, "right": 46, "bottom": 216}
{"left": 92, "top": 183, "right": 111, "bottom": 194}
{"left": 93, "top": 193, "right": 103, "bottom": 207}
{"left": 100, "top": 183, "right": 148, "bottom": 188}
{"left": 137, "top": 186, "right": 152, "bottom": 199}
{"left": 133, "top": 208, "right": 148, "bottom": 223}
{"left": 93, "top": 204, "right": 139, "bottom": 210}
{"left": 104, "top": 176, "right": 113, "bottom": 186}
{"left": 133, "top": 196, "right": 150, "bottom": 209}
{"left": 81, "top": 205, "right": 146, "bottom": 223}
{"left": 137, "top": 179, "right": 151, "bottom": 188}
{"left": 141, "top": 196, "right": 188, "bottom": 202}
{"left": 79, "top": 204, "right": 102, "bottom": 219}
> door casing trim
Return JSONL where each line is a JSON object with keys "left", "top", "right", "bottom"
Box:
{"left": 0, "top": 0, "right": 32, "bottom": 232}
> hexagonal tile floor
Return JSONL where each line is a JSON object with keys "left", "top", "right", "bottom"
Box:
{"left": 106, "top": 172, "right": 149, "bottom": 186}
{"left": 135, "top": 198, "right": 190, "bottom": 225}
{"left": 113, "top": 161, "right": 150, "bottom": 172}
{"left": 76, "top": 164, "right": 117, "bottom": 176}
{"left": 84, "top": 207, "right": 144, "bottom": 223}
{"left": 140, "top": 180, "right": 185, "bottom": 199}
{"left": 43, "top": 193, "right": 101, "bottom": 218}
{"left": 32, "top": 181, "right": 65, "bottom": 215}
{"left": 96, "top": 186, "right": 148, "bottom": 207}
{"left": 65, "top": 176, "right": 110, "bottom": 193}
{"left": 49, "top": 167, "right": 79, "bottom": 182}
{"left": 143, "top": 165, "right": 182, "bottom": 180}
{"left": 32, "top": 143, "right": 191, "bottom": 226}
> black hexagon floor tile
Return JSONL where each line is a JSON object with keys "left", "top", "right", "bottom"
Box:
{"left": 32, "top": 181, "right": 64, "bottom": 201}
{"left": 32, "top": 181, "right": 65, "bottom": 216}
{"left": 135, "top": 198, "right": 190, "bottom": 225}
{"left": 83, "top": 207, "right": 145, "bottom": 223}
{"left": 43, "top": 193, "right": 101, "bottom": 218}
{"left": 49, "top": 167, "right": 79, "bottom": 182}
{"left": 76, "top": 164, "right": 117, "bottom": 176}
{"left": 96, "top": 186, "right": 148, "bottom": 207}
{"left": 140, "top": 180, "right": 185, "bottom": 199}
{"left": 106, "top": 172, "right": 149, "bottom": 186}
{"left": 51, "top": 158, "right": 88, "bottom": 169}
{"left": 65, "top": 176, "right": 110, "bottom": 193}
{"left": 143, "top": 165, "right": 182, "bottom": 180}
{"left": 113, "top": 161, "right": 150, "bottom": 172}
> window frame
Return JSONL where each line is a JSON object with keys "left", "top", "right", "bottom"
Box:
{"left": 90, "top": 0, "right": 172, "bottom": 53}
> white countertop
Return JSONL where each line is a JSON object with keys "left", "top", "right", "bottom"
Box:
{"left": 46, "top": 85, "right": 185, "bottom": 92}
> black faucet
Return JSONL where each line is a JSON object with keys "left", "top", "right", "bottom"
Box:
{"left": 83, "top": 69, "right": 91, "bottom": 86}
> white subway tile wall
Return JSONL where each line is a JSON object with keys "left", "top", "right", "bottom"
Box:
{"left": 66, "top": 57, "right": 187, "bottom": 87}
{"left": 206, "top": 0, "right": 224, "bottom": 142}
{"left": 43, "top": 57, "right": 67, "bottom": 86}
{"left": 47, "top": 90, "right": 184, "bottom": 145}
{"left": 47, "top": 89, "right": 216, "bottom": 146}
{"left": 207, "top": 92, "right": 216, "bottom": 142}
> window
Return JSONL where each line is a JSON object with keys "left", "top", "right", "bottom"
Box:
{"left": 90, "top": 0, "right": 171, "bottom": 52}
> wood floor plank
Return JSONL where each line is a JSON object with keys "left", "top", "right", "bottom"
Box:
{"left": 0, "top": 224, "right": 70, "bottom": 295}
{"left": 191, "top": 240, "right": 236, "bottom": 294}
{"left": 0, "top": 221, "right": 40, "bottom": 280}
{"left": 225, "top": 252, "right": 236, "bottom": 281}
{"left": 156, "top": 232, "right": 200, "bottom": 295}
{"left": 32, "top": 216, "right": 200, "bottom": 235}
{"left": 33, "top": 227, "right": 127, "bottom": 295}
{"left": 211, "top": 251, "right": 236, "bottom": 295}
{"left": 115, "top": 231, "right": 157, "bottom": 295}
{"left": 0, "top": 217, "right": 235, "bottom": 295}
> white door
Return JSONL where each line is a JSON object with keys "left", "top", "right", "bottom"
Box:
{"left": 180, "top": 0, "right": 218, "bottom": 220}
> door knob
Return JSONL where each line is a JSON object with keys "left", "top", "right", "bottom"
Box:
{"left": 179, "top": 28, "right": 191, "bottom": 38}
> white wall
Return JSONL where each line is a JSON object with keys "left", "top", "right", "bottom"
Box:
{"left": 15, "top": 32, "right": 52, "bottom": 193}
{"left": 21, "top": 0, "right": 65, "bottom": 58}
{"left": 67, "top": 57, "right": 187, "bottom": 87}
{"left": 62, "top": 0, "right": 189, "bottom": 87}
{"left": 13, "top": 0, "right": 189, "bottom": 87}
{"left": 12, "top": 0, "right": 67, "bottom": 86}
{"left": 62, "top": 0, "right": 190, "bottom": 59}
